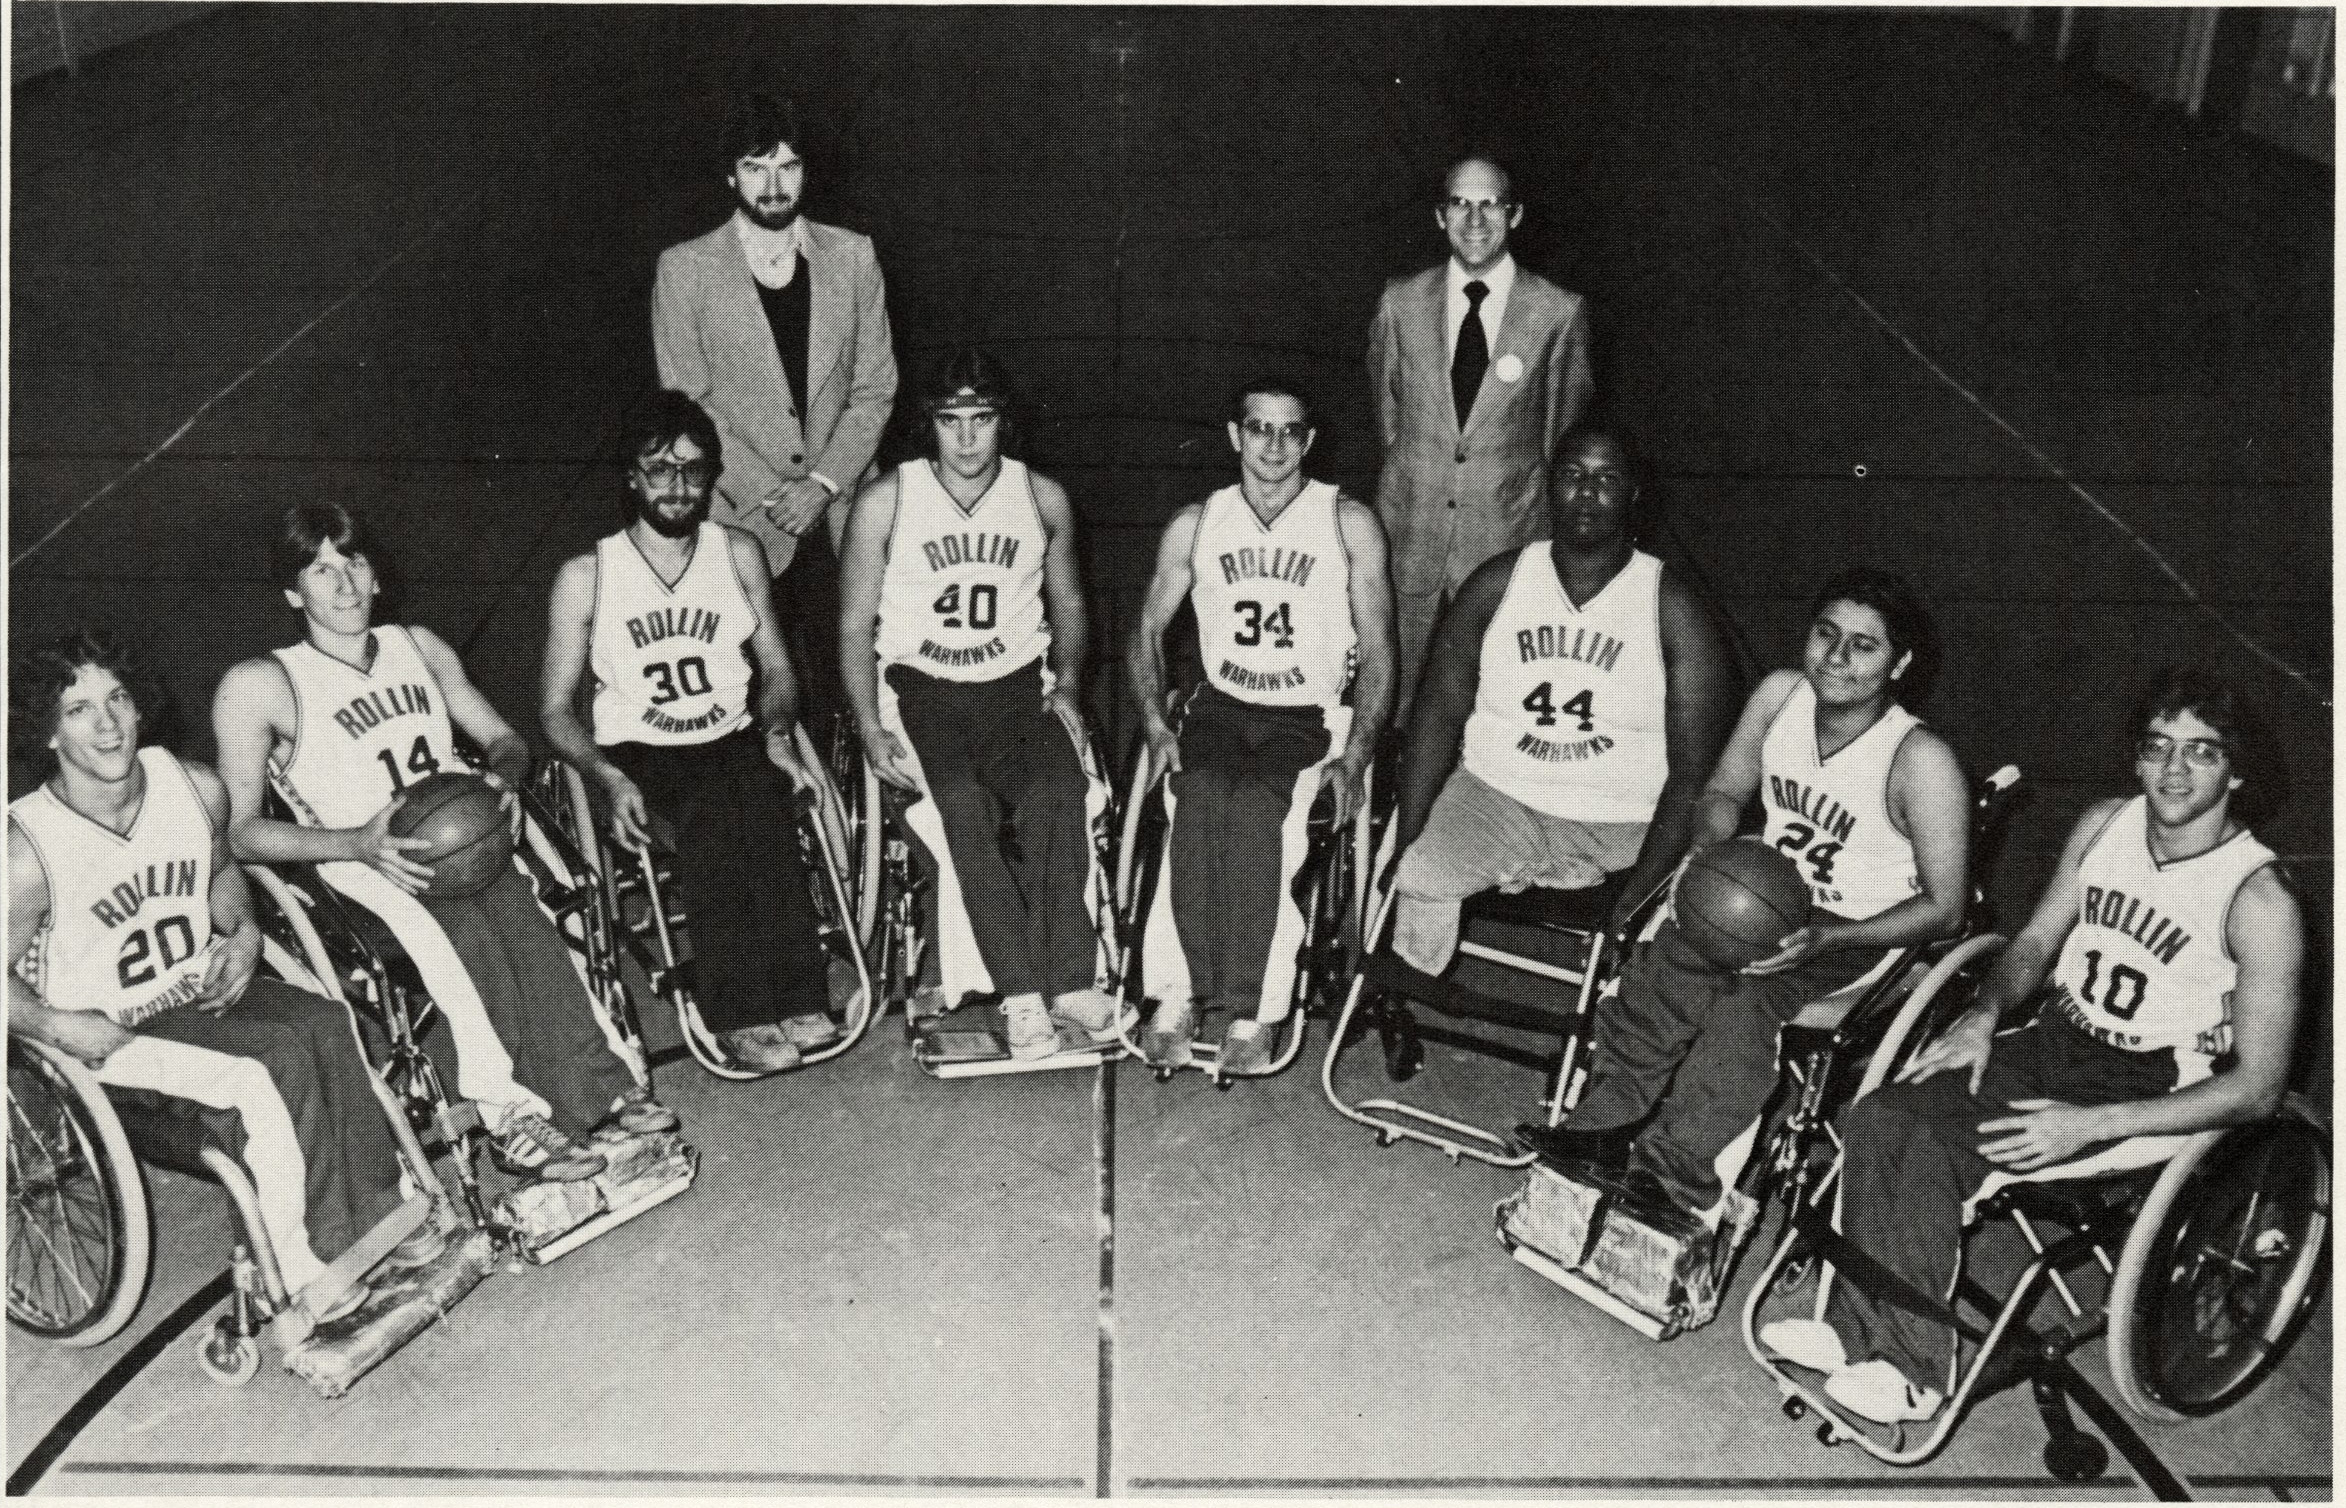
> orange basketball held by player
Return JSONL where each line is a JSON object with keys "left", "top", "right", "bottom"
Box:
{"left": 1672, "top": 837, "right": 1812, "bottom": 972}
{"left": 387, "top": 773, "right": 513, "bottom": 900}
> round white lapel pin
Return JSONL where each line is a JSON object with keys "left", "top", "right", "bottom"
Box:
{"left": 1494, "top": 353, "right": 1524, "bottom": 383}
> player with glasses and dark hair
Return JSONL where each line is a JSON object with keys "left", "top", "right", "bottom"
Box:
{"left": 1368, "top": 154, "right": 1595, "bottom": 715}
{"left": 1761, "top": 664, "right": 2303, "bottom": 1426}
{"left": 540, "top": 390, "right": 838, "bottom": 1074}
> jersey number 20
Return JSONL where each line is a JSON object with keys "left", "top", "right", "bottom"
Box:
{"left": 118, "top": 915, "right": 198, "bottom": 990}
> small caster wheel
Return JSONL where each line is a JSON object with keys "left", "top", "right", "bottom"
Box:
{"left": 2044, "top": 1433, "right": 2108, "bottom": 1483}
{"left": 1377, "top": 1131, "right": 1398, "bottom": 1148}
{"left": 1215, "top": 1077, "right": 1234, "bottom": 1093}
{"left": 1153, "top": 1068, "right": 1173, "bottom": 1083}
{"left": 1782, "top": 1396, "right": 1807, "bottom": 1422}
{"left": 198, "top": 1322, "right": 261, "bottom": 1387}
{"left": 1816, "top": 1422, "right": 1842, "bottom": 1448}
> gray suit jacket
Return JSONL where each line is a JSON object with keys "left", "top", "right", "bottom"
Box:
{"left": 652, "top": 217, "right": 898, "bottom": 565}
{"left": 1367, "top": 263, "right": 1592, "bottom": 600}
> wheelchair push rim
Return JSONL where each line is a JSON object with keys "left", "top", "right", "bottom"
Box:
{"left": 7, "top": 1036, "right": 153, "bottom": 1346}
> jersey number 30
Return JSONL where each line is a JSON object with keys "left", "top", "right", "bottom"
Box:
{"left": 642, "top": 656, "right": 712, "bottom": 707}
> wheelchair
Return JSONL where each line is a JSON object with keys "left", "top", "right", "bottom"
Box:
{"left": 1743, "top": 989, "right": 2331, "bottom": 1493}
{"left": 1110, "top": 696, "right": 1377, "bottom": 1086}
{"left": 7, "top": 882, "right": 479, "bottom": 1396}
{"left": 539, "top": 724, "right": 876, "bottom": 1081}
{"left": 1490, "top": 767, "right": 2026, "bottom": 1339}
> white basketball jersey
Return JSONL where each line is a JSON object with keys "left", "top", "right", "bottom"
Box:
{"left": 1189, "top": 481, "right": 1354, "bottom": 707}
{"left": 1462, "top": 546, "right": 1669, "bottom": 824}
{"left": 1757, "top": 679, "right": 1922, "bottom": 921}
{"left": 2046, "top": 796, "right": 2275, "bottom": 1083}
{"left": 10, "top": 748, "right": 218, "bottom": 1025}
{"left": 589, "top": 523, "right": 759, "bottom": 746}
{"left": 270, "top": 626, "right": 462, "bottom": 828}
{"left": 873, "top": 458, "right": 1050, "bottom": 682}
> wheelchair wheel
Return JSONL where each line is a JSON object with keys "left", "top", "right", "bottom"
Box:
{"left": 1854, "top": 933, "right": 2007, "bottom": 1098}
{"left": 822, "top": 718, "right": 883, "bottom": 951}
{"left": 7, "top": 1036, "right": 152, "bottom": 1346}
{"left": 2108, "top": 1100, "right": 2330, "bottom": 1420}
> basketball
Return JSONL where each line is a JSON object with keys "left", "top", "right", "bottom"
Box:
{"left": 1673, "top": 839, "right": 1812, "bottom": 971}
{"left": 388, "top": 772, "right": 513, "bottom": 900}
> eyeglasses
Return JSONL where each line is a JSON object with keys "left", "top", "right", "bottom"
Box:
{"left": 1443, "top": 196, "right": 1513, "bottom": 220}
{"left": 2136, "top": 734, "right": 2228, "bottom": 769}
{"left": 1240, "top": 419, "right": 1310, "bottom": 444}
{"left": 1555, "top": 467, "right": 1631, "bottom": 501}
{"left": 636, "top": 459, "right": 717, "bottom": 489}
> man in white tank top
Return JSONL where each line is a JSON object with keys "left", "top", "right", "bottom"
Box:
{"left": 1389, "top": 428, "right": 1740, "bottom": 974}
{"left": 1524, "top": 571, "right": 1972, "bottom": 1219}
{"left": 840, "top": 349, "right": 1121, "bottom": 1061}
{"left": 215, "top": 504, "right": 671, "bottom": 1182}
{"left": 1764, "top": 669, "right": 2302, "bottom": 1427}
{"left": 9, "top": 630, "right": 434, "bottom": 1317}
{"left": 1125, "top": 379, "right": 1396, "bottom": 1072}
{"left": 543, "top": 392, "right": 835, "bottom": 1075}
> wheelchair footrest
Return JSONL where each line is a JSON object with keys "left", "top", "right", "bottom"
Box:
{"left": 495, "top": 1128, "right": 698, "bottom": 1263}
{"left": 1497, "top": 1162, "right": 1757, "bottom": 1339}
{"left": 283, "top": 1226, "right": 497, "bottom": 1399}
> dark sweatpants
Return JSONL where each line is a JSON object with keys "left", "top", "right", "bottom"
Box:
{"left": 136, "top": 980, "right": 405, "bottom": 1265}
{"left": 1572, "top": 920, "right": 1886, "bottom": 1212}
{"left": 605, "top": 731, "right": 829, "bottom": 1033}
{"left": 1823, "top": 1017, "right": 2178, "bottom": 1387}
{"left": 422, "top": 866, "right": 634, "bottom": 1136}
{"left": 887, "top": 660, "right": 1094, "bottom": 999}
{"left": 773, "top": 536, "right": 845, "bottom": 748}
{"left": 1169, "top": 686, "right": 1333, "bottom": 1018}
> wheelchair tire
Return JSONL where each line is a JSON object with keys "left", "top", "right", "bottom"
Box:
{"left": 7, "top": 1036, "right": 152, "bottom": 1346}
{"left": 2107, "top": 1099, "right": 2330, "bottom": 1421}
{"left": 1854, "top": 933, "right": 2007, "bottom": 1099}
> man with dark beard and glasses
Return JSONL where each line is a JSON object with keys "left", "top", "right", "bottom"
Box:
{"left": 653, "top": 91, "right": 898, "bottom": 744}
{"left": 541, "top": 392, "right": 837, "bottom": 1075}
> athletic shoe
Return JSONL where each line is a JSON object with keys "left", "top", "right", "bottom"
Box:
{"left": 907, "top": 986, "right": 950, "bottom": 1027}
{"left": 828, "top": 958, "right": 864, "bottom": 1012}
{"left": 312, "top": 1279, "right": 371, "bottom": 1325}
{"left": 1513, "top": 1120, "right": 1633, "bottom": 1173}
{"left": 716, "top": 1024, "right": 803, "bottom": 1073}
{"left": 1217, "top": 1018, "right": 1275, "bottom": 1075}
{"left": 606, "top": 1086, "right": 679, "bottom": 1135}
{"left": 489, "top": 1111, "right": 608, "bottom": 1182}
{"left": 1142, "top": 998, "right": 1199, "bottom": 1069}
{"left": 1003, "top": 994, "right": 1059, "bottom": 1060}
{"left": 1759, "top": 1318, "right": 1849, "bottom": 1374}
{"left": 779, "top": 1012, "right": 844, "bottom": 1050}
{"left": 1824, "top": 1360, "right": 1943, "bottom": 1424}
{"left": 378, "top": 1221, "right": 447, "bottom": 1274}
{"left": 1050, "top": 988, "right": 1131, "bottom": 1041}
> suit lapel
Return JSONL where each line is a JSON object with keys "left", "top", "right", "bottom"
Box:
{"left": 805, "top": 224, "right": 848, "bottom": 410}
{"left": 1419, "top": 272, "right": 1458, "bottom": 440}
{"left": 1464, "top": 274, "right": 1544, "bottom": 440}
{"left": 713, "top": 229, "right": 795, "bottom": 417}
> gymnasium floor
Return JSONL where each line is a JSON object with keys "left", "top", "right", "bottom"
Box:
{"left": 6, "top": 6, "right": 2331, "bottom": 1497}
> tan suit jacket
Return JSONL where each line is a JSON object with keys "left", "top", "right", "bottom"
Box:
{"left": 652, "top": 218, "right": 898, "bottom": 567}
{"left": 1368, "top": 262, "right": 1592, "bottom": 698}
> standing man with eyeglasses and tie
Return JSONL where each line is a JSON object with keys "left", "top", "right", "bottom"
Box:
{"left": 1368, "top": 155, "right": 1594, "bottom": 715}
{"left": 653, "top": 91, "right": 898, "bottom": 744}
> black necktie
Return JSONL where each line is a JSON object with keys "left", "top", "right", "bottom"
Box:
{"left": 1452, "top": 280, "right": 1490, "bottom": 429}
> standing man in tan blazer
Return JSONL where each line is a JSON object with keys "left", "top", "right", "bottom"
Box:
{"left": 1369, "top": 155, "right": 1593, "bottom": 713}
{"left": 653, "top": 92, "right": 898, "bottom": 736}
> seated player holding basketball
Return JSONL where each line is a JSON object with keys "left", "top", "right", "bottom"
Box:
{"left": 838, "top": 348, "right": 1124, "bottom": 1061}
{"left": 1760, "top": 667, "right": 2302, "bottom": 1425}
{"left": 1124, "top": 377, "right": 1395, "bottom": 1072}
{"left": 9, "top": 629, "right": 440, "bottom": 1320}
{"left": 213, "top": 504, "right": 675, "bottom": 1180}
{"left": 1389, "top": 426, "right": 1739, "bottom": 973}
{"left": 542, "top": 391, "right": 837, "bottom": 1075}
{"left": 1518, "top": 569, "right": 1972, "bottom": 1223}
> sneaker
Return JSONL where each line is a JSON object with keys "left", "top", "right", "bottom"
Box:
{"left": 1050, "top": 988, "right": 1130, "bottom": 1041}
{"left": 1142, "top": 998, "right": 1199, "bottom": 1070}
{"left": 1002, "top": 994, "right": 1060, "bottom": 1061}
{"left": 907, "top": 986, "right": 950, "bottom": 1026}
{"left": 1824, "top": 1360, "right": 1943, "bottom": 1424}
{"left": 311, "top": 1279, "right": 371, "bottom": 1325}
{"left": 490, "top": 1110, "right": 608, "bottom": 1182}
{"left": 1217, "top": 1018, "right": 1275, "bottom": 1075}
{"left": 606, "top": 1085, "right": 679, "bottom": 1135}
{"left": 779, "top": 1012, "right": 843, "bottom": 1051}
{"left": 716, "top": 1024, "right": 803, "bottom": 1073}
{"left": 1759, "top": 1318, "right": 1849, "bottom": 1374}
{"left": 378, "top": 1221, "right": 447, "bottom": 1274}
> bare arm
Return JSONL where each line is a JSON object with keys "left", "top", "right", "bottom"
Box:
{"left": 210, "top": 658, "right": 432, "bottom": 886}
{"left": 410, "top": 627, "right": 530, "bottom": 789}
{"left": 837, "top": 472, "right": 916, "bottom": 790}
{"left": 1125, "top": 505, "right": 1204, "bottom": 775}
{"left": 1603, "top": 568, "right": 1741, "bottom": 932}
{"left": 1033, "top": 474, "right": 1090, "bottom": 721}
{"left": 1395, "top": 553, "right": 1512, "bottom": 849}
{"left": 1691, "top": 669, "right": 1803, "bottom": 851}
{"left": 184, "top": 762, "right": 263, "bottom": 1012}
{"left": 538, "top": 549, "right": 662, "bottom": 847}
{"left": 7, "top": 821, "right": 135, "bottom": 1064}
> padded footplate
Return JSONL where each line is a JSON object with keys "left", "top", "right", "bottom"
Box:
{"left": 495, "top": 1127, "right": 698, "bottom": 1263}
{"left": 912, "top": 998, "right": 1118, "bottom": 1075}
{"left": 283, "top": 1226, "right": 497, "bottom": 1398}
{"left": 1496, "top": 1162, "right": 1757, "bottom": 1339}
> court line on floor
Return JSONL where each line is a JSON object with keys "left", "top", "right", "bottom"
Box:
{"left": 1730, "top": 185, "right": 2330, "bottom": 711}
{"left": 7, "top": 1274, "right": 233, "bottom": 1496}
{"left": 1125, "top": 1473, "right": 2333, "bottom": 1495}
{"left": 1095, "top": 1054, "right": 1120, "bottom": 1496}
{"left": 58, "top": 1462, "right": 1086, "bottom": 1488}
{"left": 10, "top": 192, "right": 483, "bottom": 571}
